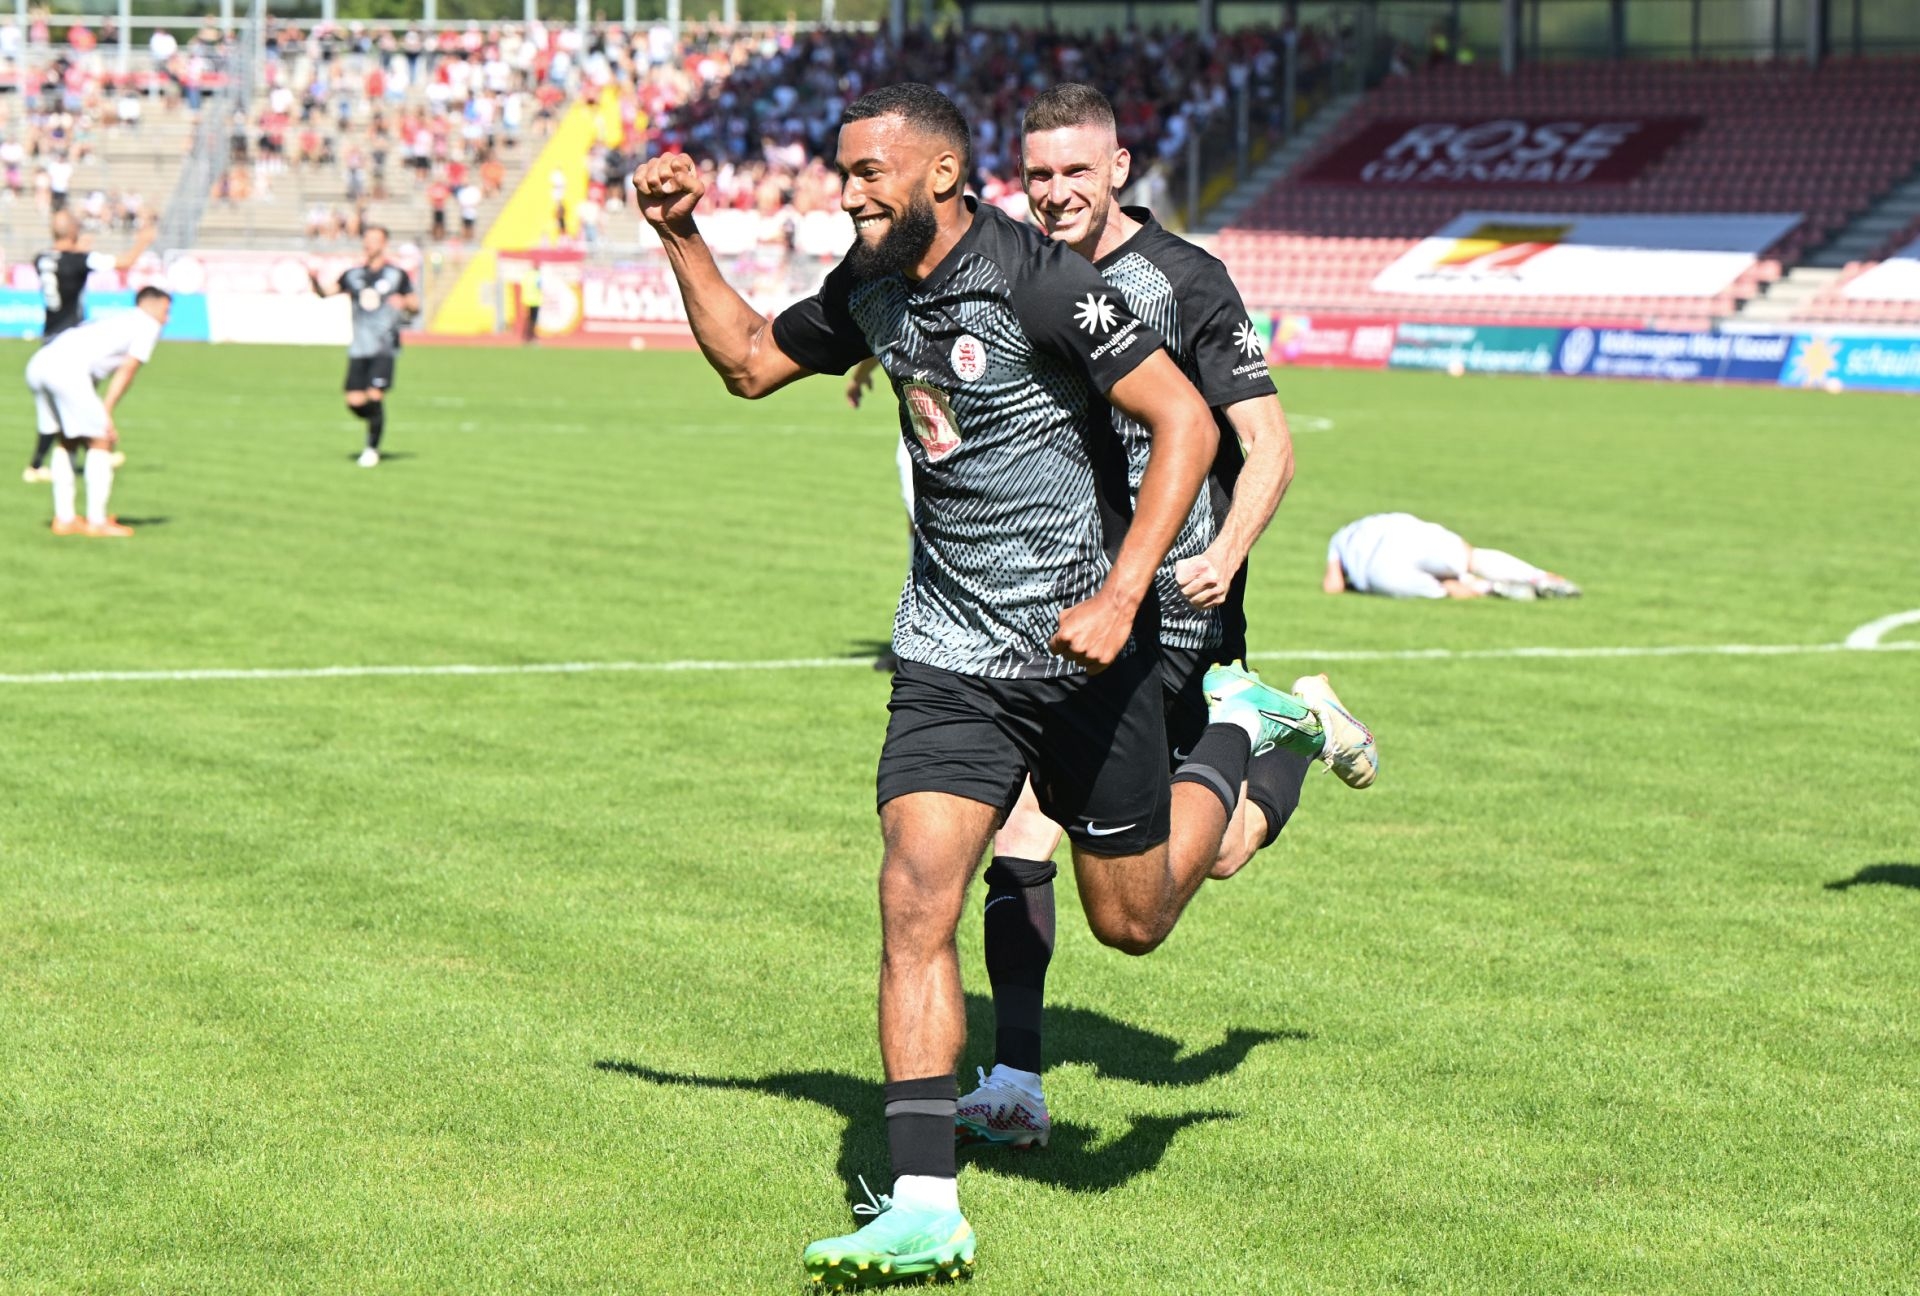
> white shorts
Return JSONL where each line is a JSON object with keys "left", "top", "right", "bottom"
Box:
{"left": 25, "top": 353, "right": 107, "bottom": 443}
{"left": 1360, "top": 519, "right": 1471, "bottom": 599}
{"left": 895, "top": 437, "right": 915, "bottom": 519}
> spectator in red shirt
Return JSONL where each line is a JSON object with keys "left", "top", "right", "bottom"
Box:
{"left": 427, "top": 178, "right": 450, "bottom": 240}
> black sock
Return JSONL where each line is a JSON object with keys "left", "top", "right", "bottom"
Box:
{"left": 365, "top": 404, "right": 385, "bottom": 450}
{"left": 347, "top": 402, "right": 372, "bottom": 421}
{"left": 884, "top": 1075, "right": 957, "bottom": 1181}
{"left": 1172, "top": 723, "right": 1253, "bottom": 819}
{"left": 1246, "top": 747, "right": 1313, "bottom": 849}
{"left": 29, "top": 432, "right": 55, "bottom": 470}
{"left": 982, "top": 855, "right": 1056, "bottom": 1075}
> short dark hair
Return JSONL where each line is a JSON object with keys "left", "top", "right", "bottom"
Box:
{"left": 364, "top": 223, "right": 390, "bottom": 239}
{"left": 1022, "top": 83, "right": 1116, "bottom": 137}
{"left": 135, "top": 286, "right": 171, "bottom": 306}
{"left": 840, "top": 82, "right": 971, "bottom": 175}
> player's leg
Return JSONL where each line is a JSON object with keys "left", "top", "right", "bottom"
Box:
{"left": 45, "top": 372, "right": 126, "bottom": 536}
{"left": 1463, "top": 543, "right": 1581, "bottom": 599}
{"left": 359, "top": 355, "right": 395, "bottom": 462}
{"left": 958, "top": 780, "right": 1061, "bottom": 1149}
{"left": 29, "top": 377, "right": 80, "bottom": 532}
{"left": 82, "top": 433, "right": 130, "bottom": 535}
{"left": 803, "top": 662, "right": 1020, "bottom": 1287}
{"left": 1065, "top": 655, "right": 1326, "bottom": 954}
{"left": 25, "top": 429, "right": 57, "bottom": 482}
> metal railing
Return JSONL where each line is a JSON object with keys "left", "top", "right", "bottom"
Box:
{"left": 154, "top": 0, "right": 257, "bottom": 252}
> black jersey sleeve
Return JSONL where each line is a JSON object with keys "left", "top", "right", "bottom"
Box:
{"left": 771, "top": 262, "right": 871, "bottom": 376}
{"left": 392, "top": 268, "right": 415, "bottom": 296}
{"left": 1183, "top": 255, "right": 1279, "bottom": 408}
{"left": 1011, "top": 239, "right": 1162, "bottom": 394}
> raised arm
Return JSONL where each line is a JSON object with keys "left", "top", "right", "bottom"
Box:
{"left": 1174, "top": 392, "right": 1295, "bottom": 609}
{"left": 1050, "top": 348, "right": 1217, "bottom": 671}
{"left": 633, "top": 153, "right": 811, "bottom": 400}
{"left": 114, "top": 213, "right": 157, "bottom": 271}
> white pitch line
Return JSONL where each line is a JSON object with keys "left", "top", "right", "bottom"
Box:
{"left": 1844, "top": 608, "right": 1920, "bottom": 650}
{"left": 0, "top": 640, "right": 1915, "bottom": 688}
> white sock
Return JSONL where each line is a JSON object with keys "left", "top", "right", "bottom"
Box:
{"left": 84, "top": 448, "right": 114, "bottom": 525}
{"left": 891, "top": 1174, "right": 960, "bottom": 1213}
{"left": 1468, "top": 548, "right": 1547, "bottom": 585}
{"left": 1217, "top": 704, "right": 1263, "bottom": 747}
{"left": 985, "top": 1063, "right": 1043, "bottom": 1101}
{"left": 50, "top": 443, "right": 76, "bottom": 522}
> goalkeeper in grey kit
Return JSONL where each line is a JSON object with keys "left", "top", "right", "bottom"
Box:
{"left": 310, "top": 225, "right": 419, "bottom": 467}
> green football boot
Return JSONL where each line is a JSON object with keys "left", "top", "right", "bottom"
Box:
{"left": 1202, "top": 660, "right": 1325, "bottom": 760}
{"left": 803, "top": 1179, "right": 975, "bottom": 1291}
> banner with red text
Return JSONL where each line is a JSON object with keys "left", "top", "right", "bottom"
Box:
{"left": 1300, "top": 116, "right": 1700, "bottom": 188}
{"left": 1370, "top": 212, "right": 1800, "bottom": 299}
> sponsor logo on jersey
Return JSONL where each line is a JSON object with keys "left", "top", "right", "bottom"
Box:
{"left": 902, "top": 381, "right": 962, "bottom": 462}
{"left": 358, "top": 287, "right": 384, "bottom": 312}
{"left": 950, "top": 334, "right": 987, "bottom": 382}
{"left": 1233, "top": 319, "right": 1266, "bottom": 358}
{"left": 1074, "top": 293, "right": 1118, "bottom": 335}
{"left": 1089, "top": 317, "right": 1143, "bottom": 362}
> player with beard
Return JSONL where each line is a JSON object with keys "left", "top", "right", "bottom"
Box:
{"left": 954, "top": 82, "right": 1380, "bottom": 1153}
{"left": 633, "top": 83, "right": 1339, "bottom": 1288}
{"left": 22, "top": 209, "right": 155, "bottom": 483}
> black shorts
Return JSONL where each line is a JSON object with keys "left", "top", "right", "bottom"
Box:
{"left": 877, "top": 650, "right": 1171, "bottom": 857}
{"left": 345, "top": 355, "right": 396, "bottom": 393}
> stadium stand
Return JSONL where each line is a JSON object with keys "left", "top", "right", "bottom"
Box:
{"left": 1216, "top": 58, "right": 1920, "bottom": 329}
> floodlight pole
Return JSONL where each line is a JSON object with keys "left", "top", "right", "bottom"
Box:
{"left": 1500, "top": 0, "right": 1519, "bottom": 74}
{"left": 667, "top": 0, "right": 681, "bottom": 39}
{"left": 575, "top": 0, "right": 588, "bottom": 58}
{"left": 117, "top": 0, "right": 130, "bottom": 74}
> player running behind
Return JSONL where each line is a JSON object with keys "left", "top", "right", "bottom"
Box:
{"left": 309, "top": 225, "right": 418, "bottom": 467}
{"left": 634, "top": 83, "right": 1357, "bottom": 1290}
{"left": 955, "top": 83, "right": 1380, "bottom": 1150}
{"left": 1325, "top": 512, "right": 1581, "bottom": 600}
{"left": 25, "top": 287, "right": 171, "bottom": 537}
{"left": 22, "top": 209, "right": 156, "bottom": 482}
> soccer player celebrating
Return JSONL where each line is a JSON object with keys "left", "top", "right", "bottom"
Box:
{"left": 22, "top": 209, "right": 156, "bottom": 482}
{"left": 25, "top": 287, "right": 171, "bottom": 537}
{"left": 953, "top": 83, "right": 1382, "bottom": 1151}
{"left": 634, "top": 82, "right": 1339, "bottom": 1288}
{"left": 310, "top": 225, "right": 418, "bottom": 467}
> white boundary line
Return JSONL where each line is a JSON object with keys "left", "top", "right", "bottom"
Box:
{"left": 0, "top": 638, "right": 1914, "bottom": 688}
{"left": 1845, "top": 608, "right": 1920, "bottom": 649}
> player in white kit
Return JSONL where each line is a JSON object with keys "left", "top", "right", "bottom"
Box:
{"left": 1324, "top": 512, "right": 1580, "bottom": 600}
{"left": 25, "top": 287, "right": 171, "bottom": 537}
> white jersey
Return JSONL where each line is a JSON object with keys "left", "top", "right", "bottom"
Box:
{"left": 1329, "top": 512, "right": 1470, "bottom": 599}
{"left": 38, "top": 307, "right": 162, "bottom": 381}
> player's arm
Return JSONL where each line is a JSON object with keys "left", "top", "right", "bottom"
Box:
{"left": 1175, "top": 393, "right": 1294, "bottom": 609}
{"left": 99, "top": 357, "right": 143, "bottom": 439}
{"left": 1322, "top": 556, "right": 1347, "bottom": 594}
{"left": 1052, "top": 349, "right": 1217, "bottom": 672}
{"left": 113, "top": 212, "right": 157, "bottom": 271}
{"left": 395, "top": 268, "right": 421, "bottom": 315}
{"left": 309, "top": 266, "right": 341, "bottom": 297}
{"left": 633, "top": 153, "right": 811, "bottom": 399}
{"left": 845, "top": 355, "right": 880, "bottom": 409}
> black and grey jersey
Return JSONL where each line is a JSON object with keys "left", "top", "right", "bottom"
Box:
{"left": 35, "top": 248, "right": 114, "bottom": 340}
{"left": 775, "top": 199, "right": 1164, "bottom": 679}
{"left": 1095, "top": 208, "right": 1278, "bottom": 655}
{"left": 337, "top": 263, "right": 413, "bottom": 358}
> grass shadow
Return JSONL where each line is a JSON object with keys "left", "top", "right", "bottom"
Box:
{"left": 114, "top": 516, "right": 171, "bottom": 528}
{"left": 597, "top": 994, "right": 1302, "bottom": 1209}
{"left": 1825, "top": 863, "right": 1920, "bottom": 891}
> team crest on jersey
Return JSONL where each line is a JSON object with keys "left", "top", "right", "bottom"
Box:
{"left": 949, "top": 334, "right": 987, "bottom": 382}
{"left": 902, "top": 381, "right": 962, "bottom": 462}
{"left": 358, "top": 286, "right": 384, "bottom": 312}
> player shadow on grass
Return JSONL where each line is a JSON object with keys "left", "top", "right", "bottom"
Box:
{"left": 110, "top": 515, "right": 170, "bottom": 527}
{"left": 595, "top": 994, "right": 1303, "bottom": 1204}
{"left": 1825, "top": 863, "right": 1920, "bottom": 891}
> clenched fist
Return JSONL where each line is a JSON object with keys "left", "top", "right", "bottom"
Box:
{"left": 1174, "top": 547, "right": 1237, "bottom": 609}
{"left": 1049, "top": 590, "right": 1135, "bottom": 673}
{"left": 631, "top": 153, "right": 707, "bottom": 233}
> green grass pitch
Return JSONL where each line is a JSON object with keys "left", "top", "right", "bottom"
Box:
{"left": 2, "top": 341, "right": 1916, "bottom": 1294}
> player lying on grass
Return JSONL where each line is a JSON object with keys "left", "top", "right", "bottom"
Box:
{"left": 1325, "top": 512, "right": 1581, "bottom": 600}
{"left": 955, "top": 83, "right": 1379, "bottom": 1155}
{"left": 25, "top": 286, "right": 170, "bottom": 538}
{"left": 634, "top": 82, "right": 1368, "bottom": 1291}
